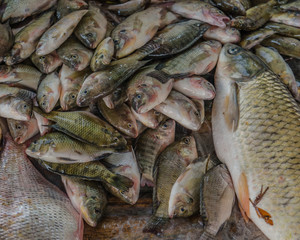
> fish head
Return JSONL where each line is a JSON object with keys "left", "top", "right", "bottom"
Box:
{"left": 113, "top": 29, "right": 136, "bottom": 58}
{"left": 81, "top": 192, "right": 104, "bottom": 227}
{"left": 78, "top": 30, "right": 98, "bottom": 49}
{"left": 34, "top": 54, "right": 50, "bottom": 73}
{"left": 108, "top": 88, "right": 124, "bottom": 108}
{"left": 0, "top": 65, "right": 12, "bottom": 79}
{"left": 203, "top": 4, "right": 230, "bottom": 28}
{"left": 26, "top": 137, "right": 53, "bottom": 158}
{"left": 156, "top": 119, "right": 175, "bottom": 139}
{"left": 7, "top": 119, "right": 27, "bottom": 144}
{"left": 205, "top": 40, "right": 222, "bottom": 54}
{"left": 61, "top": 90, "right": 78, "bottom": 111}
{"left": 15, "top": 98, "right": 32, "bottom": 121}
{"left": 170, "top": 193, "right": 196, "bottom": 218}
{"left": 38, "top": 89, "right": 55, "bottom": 113}
{"left": 131, "top": 91, "right": 150, "bottom": 114}
{"left": 177, "top": 136, "right": 198, "bottom": 165}
{"left": 62, "top": 51, "right": 85, "bottom": 71}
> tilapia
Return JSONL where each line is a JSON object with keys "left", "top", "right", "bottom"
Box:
{"left": 33, "top": 110, "right": 51, "bottom": 136}
{"left": 31, "top": 50, "right": 63, "bottom": 73}
{"left": 90, "top": 37, "right": 114, "bottom": 71}
{"left": 62, "top": 176, "right": 107, "bottom": 227}
{"left": 154, "top": 91, "right": 203, "bottom": 131}
{"left": 107, "top": 0, "right": 149, "bottom": 16}
{"left": 0, "top": 84, "right": 36, "bottom": 100}
{"left": 280, "top": 0, "right": 300, "bottom": 11}
{"left": 0, "top": 22, "right": 13, "bottom": 58}
{"left": 0, "top": 96, "right": 32, "bottom": 121}
{"left": 240, "top": 28, "right": 275, "bottom": 49}
{"left": 131, "top": 108, "right": 164, "bottom": 129}
{"left": 213, "top": 0, "right": 250, "bottom": 15}
{"left": 36, "top": 10, "right": 88, "bottom": 56}
{"left": 102, "top": 85, "right": 128, "bottom": 109}
{"left": 199, "top": 164, "right": 235, "bottom": 239}
{"left": 212, "top": 43, "right": 300, "bottom": 240}
{"left": 264, "top": 22, "right": 300, "bottom": 40}
{"left": 56, "top": 0, "right": 88, "bottom": 19}
{"left": 203, "top": 26, "right": 241, "bottom": 44}
{"left": 0, "top": 133, "right": 83, "bottom": 239}
{"left": 135, "top": 119, "right": 175, "bottom": 186}
{"left": 270, "top": 11, "right": 300, "bottom": 28}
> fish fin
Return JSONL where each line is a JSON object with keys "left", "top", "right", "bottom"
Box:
{"left": 141, "top": 175, "right": 154, "bottom": 187}
{"left": 199, "top": 229, "right": 216, "bottom": 240}
{"left": 143, "top": 216, "right": 169, "bottom": 234}
{"left": 93, "top": 153, "right": 113, "bottom": 161}
{"left": 199, "top": 177, "right": 208, "bottom": 223}
{"left": 238, "top": 202, "right": 250, "bottom": 223}
{"left": 224, "top": 83, "right": 239, "bottom": 132}
{"left": 108, "top": 174, "right": 133, "bottom": 192}
{"left": 146, "top": 70, "right": 172, "bottom": 83}
{"left": 238, "top": 173, "right": 250, "bottom": 219}
{"left": 57, "top": 157, "right": 77, "bottom": 162}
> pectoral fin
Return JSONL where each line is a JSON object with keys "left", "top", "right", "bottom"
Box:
{"left": 224, "top": 83, "right": 239, "bottom": 132}
{"left": 238, "top": 173, "right": 250, "bottom": 220}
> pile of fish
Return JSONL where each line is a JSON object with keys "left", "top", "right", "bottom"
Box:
{"left": 0, "top": 0, "right": 299, "bottom": 239}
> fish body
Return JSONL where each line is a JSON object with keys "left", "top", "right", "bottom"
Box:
{"left": 0, "top": 84, "right": 36, "bottom": 100}
{"left": 102, "top": 84, "right": 128, "bottom": 109}
{"left": 264, "top": 22, "right": 300, "bottom": 40}
{"left": 0, "top": 96, "right": 32, "bottom": 121}
{"left": 107, "top": 0, "right": 148, "bottom": 16}
{"left": 0, "top": 22, "right": 13, "bottom": 58}
{"left": 240, "top": 28, "right": 275, "bottom": 49}
{"left": 203, "top": 26, "right": 241, "bottom": 44}
{"left": 270, "top": 11, "right": 300, "bottom": 28}
{"left": 131, "top": 108, "right": 164, "bottom": 129}
{"left": 213, "top": 0, "right": 250, "bottom": 15}
{"left": 31, "top": 50, "right": 62, "bottom": 73}
{"left": 280, "top": 0, "right": 300, "bottom": 11}
{"left": 90, "top": 37, "right": 114, "bottom": 71}
{"left": 212, "top": 43, "right": 300, "bottom": 240}
{"left": 56, "top": 0, "right": 88, "bottom": 19}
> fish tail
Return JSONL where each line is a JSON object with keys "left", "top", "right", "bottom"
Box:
{"left": 143, "top": 216, "right": 169, "bottom": 234}
{"left": 199, "top": 229, "right": 216, "bottom": 240}
{"left": 109, "top": 174, "right": 134, "bottom": 192}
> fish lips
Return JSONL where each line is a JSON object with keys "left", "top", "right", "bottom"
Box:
{"left": 131, "top": 95, "right": 146, "bottom": 114}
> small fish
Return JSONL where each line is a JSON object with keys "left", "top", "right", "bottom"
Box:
{"left": 56, "top": 0, "right": 88, "bottom": 19}
{"left": 270, "top": 11, "right": 300, "bottom": 28}
{"left": 7, "top": 117, "right": 39, "bottom": 144}
{"left": 37, "top": 72, "right": 61, "bottom": 113}
{"left": 280, "top": 0, "right": 300, "bottom": 11}
{"left": 57, "top": 37, "right": 93, "bottom": 71}
{"left": 102, "top": 85, "right": 128, "bottom": 109}
{"left": 31, "top": 51, "right": 62, "bottom": 73}
{"left": 212, "top": 0, "right": 250, "bottom": 15}
{"left": 264, "top": 22, "right": 300, "bottom": 40}
{"left": 36, "top": 10, "right": 88, "bottom": 56}
{"left": 154, "top": 91, "right": 204, "bottom": 131}
{"left": 173, "top": 77, "right": 215, "bottom": 100}
{"left": 203, "top": 26, "right": 241, "bottom": 44}
{"left": 135, "top": 119, "right": 175, "bottom": 187}
{"left": 33, "top": 110, "right": 51, "bottom": 136}
{"left": 0, "top": 22, "right": 13, "bottom": 58}
{"left": 199, "top": 164, "right": 235, "bottom": 239}
{"left": 107, "top": 0, "right": 149, "bottom": 16}
{"left": 0, "top": 84, "right": 36, "bottom": 100}
{"left": 131, "top": 108, "right": 164, "bottom": 129}
{"left": 90, "top": 37, "right": 114, "bottom": 71}
{"left": 240, "top": 28, "right": 275, "bottom": 49}
{"left": 62, "top": 176, "right": 107, "bottom": 227}
{"left": 0, "top": 96, "right": 32, "bottom": 121}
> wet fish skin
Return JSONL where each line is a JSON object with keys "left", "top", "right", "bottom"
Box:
{"left": 31, "top": 51, "right": 62, "bottom": 73}
{"left": 213, "top": 0, "right": 250, "bottom": 15}
{"left": 0, "top": 96, "right": 32, "bottom": 121}
{"left": 203, "top": 26, "right": 241, "bottom": 44}
{"left": 270, "top": 11, "right": 300, "bottom": 28}
{"left": 199, "top": 164, "right": 235, "bottom": 239}
{"left": 131, "top": 108, "right": 164, "bottom": 129}
{"left": 33, "top": 110, "right": 51, "bottom": 136}
{"left": 36, "top": 10, "right": 88, "bottom": 56}
{"left": 264, "top": 22, "right": 300, "bottom": 40}
{"left": 108, "top": 0, "right": 149, "bottom": 16}
{"left": 212, "top": 43, "right": 300, "bottom": 240}
{"left": 280, "top": 0, "right": 300, "bottom": 11}
{"left": 102, "top": 85, "right": 128, "bottom": 109}
{"left": 135, "top": 119, "right": 175, "bottom": 187}
{"left": 240, "top": 28, "right": 275, "bottom": 49}
{"left": 56, "top": 0, "right": 88, "bottom": 19}
{"left": 90, "top": 37, "right": 114, "bottom": 71}
{"left": 0, "top": 22, "right": 13, "bottom": 57}
{"left": 37, "top": 72, "right": 61, "bottom": 113}
{"left": 62, "top": 176, "right": 107, "bottom": 227}
{"left": 0, "top": 84, "right": 36, "bottom": 100}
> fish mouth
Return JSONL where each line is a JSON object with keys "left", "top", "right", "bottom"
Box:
{"left": 80, "top": 205, "right": 97, "bottom": 227}
{"left": 131, "top": 98, "right": 145, "bottom": 114}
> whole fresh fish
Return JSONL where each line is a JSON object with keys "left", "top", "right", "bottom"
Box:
{"left": 212, "top": 0, "right": 250, "bottom": 15}
{"left": 255, "top": 45, "right": 299, "bottom": 101}
{"left": 280, "top": 0, "right": 300, "bottom": 11}
{"left": 102, "top": 84, "right": 128, "bottom": 109}
{"left": 0, "top": 133, "right": 83, "bottom": 240}
{"left": 33, "top": 110, "right": 51, "bottom": 136}
{"left": 62, "top": 176, "right": 107, "bottom": 227}
{"left": 143, "top": 136, "right": 198, "bottom": 233}
{"left": 102, "top": 149, "right": 140, "bottom": 204}
{"left": 31, "top": 50, "right": 63, "bottom": 73}
{"left": 131, "top": 108, "right": 164, "bottom": 129}
{"left": 0, "top": 84, "right": 36, "bottom": 100}
{"left": 261, "top": 34, "right": 300, "bottom": 59}
{"left": 135, "top": 119, "right": 175, "bottom": 187}
{"left": 112, "top": 6, "right": 167, "bottom": 58}
{"left": 57, "top": 37, "right": 93, "bottom": 71}
{"left": 270, "top": 11, "right": 300, "bottom": 28}
{"left": 154, "top": 91, "right": 203, "bottom": 131}
{"left": 212, "top": 43, "right": 300, "bottom": 240}
{"left": 0, "top": 22, "right": 13, "bottom": 58}
{"left": 0, "top": 64, "right": 42, "bottom": 90}
{"left": 0, "top": 96, "right": 32, "bottom": 121}
{"left": 5, "top": 11, "right": 54, "bottom": 65}
{"left": 36, "top": 10, "right": 88, "bottom": 56}
{"left": 7, "top": 117, "right": 39, "bottom": 144}
{"left": 97, "top": 100, "right": 138, "bottom": 138}
{"left": 59, "top": 65, "right": 90, "bottom": 111}
{"left": 168, "top": 0, "right": 230, "bottom": 28}
{"left": 148, "top": 41, "right": 221, "bottom": 80}
{"left": 1, "top": 0, "right": 56, "bottom": 23}
{"left": 75, "top": 5, "right": 108, "bottom": 49}
{"left": 173, "top": 77, "right": 215, "bottom": 100}
{"left": 168, "top": 156, "right": 210, "bottom": 218}
{"left": 264, "top": 22, "right": 300, "bottom": 40}
{"left": 37, "top": 159, "right": 133, "bottom": 191}
{"left": 199, "top": 164, "right": 235, "bottom": 239}
{"left": 56, "top": 0, "right": 88, "bottom": 19}
{"left": 77, "top": 56, "right": 149, "bottom": 106}
{"left": 107, "top": 0, "right": 149, "bottom": 16}
{"left": 127, "top": 64, "right": 174, "bottom": 114}
{"left": 33, "top": 108, "right": 127, "bottom": 149}
{"left": 90, "top": 37, "right": 114, "bottom": 71}
{"left": 203, "top": 26, "right": 241, "bottom": 44}
{"left": 240, "top": 28, "right": 275, "bottom": 49}
{"left": 37, "top": 72, "right": 61, "bottom": 113}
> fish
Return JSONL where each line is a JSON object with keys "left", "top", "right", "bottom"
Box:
{"left": 7, "top": 117, "right": 39, "bottom": 144}
{"left": 0, "top": 96, "right": 32, "bottom": 121}
{"left": 154, "top": 91, "right": 203, "bottom": 131}
{"left": 0, "top": 133, "right": 83, "bottom": 240}
{"left": 36, "top": 10, "right": 88, "bottom": 56}
{"left": 107, "top": 0, "right": 149, "bottom": 16}
{"left": 264, "top": 22, "right": 300, "bottom": 40}
{"left": 5, "top": 11, "right": 54, "bottom": 65}
{"left": 143, "top": 136, "right": 198, "bottom": 233}
{"left": 280, "top": 0, "right": 300, "bottom": 11}
{"left": 33, "top": 108, "right": 127, "bottom": 149}
{"left": 97, "top": 100, "right": 138, "bottom": 138}
{"left": 0, "top": 84, "right": 36, "bottom": 100}
{"left": 62, "top": 176, "right": 107, "bottom": 227}
{"left": 168, "top": 0, "right": 230, "bottom": 28}
{"left": 131, "top": 108, "right": 164, "bottom": 129}
{"left": 159, "top": 10, "right": 180, "bottom": 29}
{"left": 90, "top": 37, "right": 114, "bottom": 71}
{"left": 111, "top": 6, "right": 167, "bottom": 58}
{"left": 0, "top": 22, "right": 13, "bottom": 58}
{"left": 148, "top": 40, "right": 221, "bottom": 80}
{"left": 77, "top": 56, "right": 149, "bottom": 107}
{"left": 0, "top": 64, "right": 42, "bottom": 90}
{"left": 212, "top": 0, "right": 250, "bottom": 15}
{"left": 102, "top": 85, "right": 128, "bottom": 109}
{"left": 212, "top": 43, "right": 300, "bottom": 239}
{"left": 75, "top": 5, "right": 108, "bottom": 49}
{"left": 173, "top": 77, "right": 216, "bottom": 100}
{"left": 37, "top": 72, "right": 61, "bottom": 113}
{"left": 135, "top": 119, "right": 175, "bottom": 187}
{"left": 255, "top": 45, "right": 299, "bottom": 101}
{"left": 270, "top": 11, "right": 300, "bottom": 28}
{"left": 59, "top": 65, "right": 91, "bottom": 111}
{"left": 56, "top": 0, "right": 88, "bottom": 19}
{"left": 199, "top": 164, "right": 235, "bottom": 239}
{"left": 240, "top": 28, "right": 275, "bottom": 49}
{"left": 31, "top": 50, "right": 63, "bottom": 73}
{"left": 203, "top": 26, "right": 241, "bottom": 44}
{"left": 102, "top": 149, "right": 140, "bottom": 204}
{"left": 37, "top": 159, "right": 133, "bottom": 191}
{"left": 168, "top": 156, "right": 210, "bottom": 218}
{"left": 261, "top": 34, "right": 300, "bottom": 59}
{"left": 127, "top": 64, "right": 174, "bottom": 114}
{"left": 33, "top": 110, "right": 51, "bottom": 136}
{"left": 1, "top": 0, "right": 56, "bottom": 23}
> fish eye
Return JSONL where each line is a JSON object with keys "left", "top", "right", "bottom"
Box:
{"left": 71, "top": 54, "right": 78, "bottom": 59}
{"left": 71, "top": 94, "right": 76, "bottom": 99}
{"left": 180, "top": 207, "right": 185, "bottom": 212}
{"left": 194, "top": 111, "right": 200, "bottom": 116}
{"left": 128, "top": 123, "right": 132, "bottom": 128}
{"left": 113, "top": 137, "right": 118, "bottom": 142}
{"left": 23, "top": 104, "right": 27, "bottom": 109}
{"left": 183, "top": 137, "right": 190, "bottom": 144}
{"left": 154, "top": 111, "right": 160, "bottom": 115}
{"left": 136, "top": 94, "right": 142, "bottom": 99}
{"left": 113, "top": 39, "right": 119, "bottom": 45}
{"left": 39, "top": 56, "right": 46, "bottom": 61}
{"left": 163, "top": 123, "right": 168, "bottom": 128}
{"left": 227, "top": 47, "right": 240, "bottom": 55}
{"left": 17, "top": 125, "right": 22, "bottom": 129}
{"left": 86, "top": 33, "right": 93, "bottom": 38}
{"left": 33, "top": 140, "right": 38, "bottom": 144}
{"left": 83, "top": 89, "right": 88, "bottom": 94}
{"left": 141, "top": 83, "right": 147, "bottom": 87}
{"left": 94, "top": 208, "right": 101, "bottom": 214}
{"left": 99, "top": 54, "right": 104, "bottom": 59}
{"left": 42, "top": 102, "right": 46, "bottom": 106}
{"left": 120, "top": 29, "right": 126, "bottom": 33}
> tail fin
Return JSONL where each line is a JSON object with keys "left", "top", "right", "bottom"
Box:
{"left": 108, "top": 174, "right": 134, "bottom": 192}
{"left": 143, "top": 216, "right": 169, "bottom": 234}
{"left": 199, "top": 229, "right": 216, "bottom": 240}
